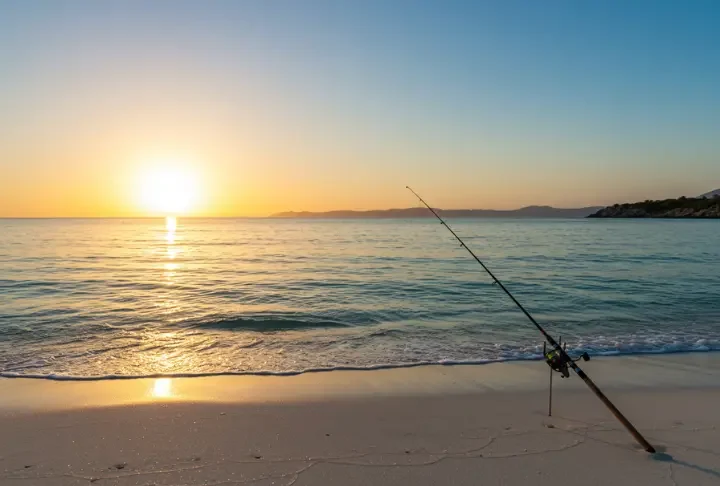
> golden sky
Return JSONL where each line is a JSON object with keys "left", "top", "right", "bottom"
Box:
{"left": 1, "top": 1, "right": 717, "bottom": 217}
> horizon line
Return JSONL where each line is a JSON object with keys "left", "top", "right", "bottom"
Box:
{"left": 0, "top": 204, "right": 607, "bottom": 219}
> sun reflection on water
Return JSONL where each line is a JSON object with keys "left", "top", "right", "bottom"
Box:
{"left": 165, "top": 216, "right": 177, "bottom": 244}
{"left": 166, "top": 215, "right": 177, "bottom": 232}
{"left": 163, "top": 216, "right": 181, "bottom": 284}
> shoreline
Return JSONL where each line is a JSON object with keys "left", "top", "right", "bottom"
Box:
{"left": 1, "top": 353, "right": 718, "bottom": 412}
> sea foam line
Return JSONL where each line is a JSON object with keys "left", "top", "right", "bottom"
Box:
{"left": 1, "top": 348, "right": 718, "bottom": 381}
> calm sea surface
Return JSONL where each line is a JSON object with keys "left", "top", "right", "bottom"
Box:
{"left": 1, "top": 218, "right": 719, "bottom": 379}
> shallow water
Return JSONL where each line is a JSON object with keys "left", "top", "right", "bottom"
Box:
{"left": 1, "top": 217, "right": 719, "bottom": 378}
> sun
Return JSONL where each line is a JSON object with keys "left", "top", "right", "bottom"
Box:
{"left": 138, "top": 165, "right": 199, "bottom": 215}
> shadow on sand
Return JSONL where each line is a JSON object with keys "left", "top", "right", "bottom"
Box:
{"left": 652, "top": 452, "right": 720, "bottom": 480}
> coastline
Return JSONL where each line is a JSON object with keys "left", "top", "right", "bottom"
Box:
{"left": 1, "top": 354, "right": 719, "bottom": 485}
{"left": 1, "top": 353, "right": 719, "bottom": 411}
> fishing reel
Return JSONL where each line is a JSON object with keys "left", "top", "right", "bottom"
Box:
{"left": 543, "top": 340, "right": 589, "bottom": 379}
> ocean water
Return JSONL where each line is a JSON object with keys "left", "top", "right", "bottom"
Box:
{"left": 1, "top": 217, "right": 719, "bottom": 379}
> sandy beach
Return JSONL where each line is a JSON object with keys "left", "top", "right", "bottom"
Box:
{"left": 1, "top": 354, "right": 719, "bottom": 485}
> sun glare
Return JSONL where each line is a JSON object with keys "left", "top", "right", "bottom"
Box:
{"left": 138, "top": 165, "right": 199, "bottom": 215}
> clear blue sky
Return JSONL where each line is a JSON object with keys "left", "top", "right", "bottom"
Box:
{"left": 1, "top": 0, "right": 719, "bottom": 215}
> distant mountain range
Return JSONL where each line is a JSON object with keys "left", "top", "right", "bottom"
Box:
{"left": 271, "top": 206, "right": 604, "bottom": 219}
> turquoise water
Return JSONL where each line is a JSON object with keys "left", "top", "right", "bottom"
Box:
{"left": 0, "top": 218, "right": 718, "bottom": 379}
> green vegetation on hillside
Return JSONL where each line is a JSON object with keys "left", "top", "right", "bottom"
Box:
{"left": 589, "top": 196, "right": 720, "bottom": 218}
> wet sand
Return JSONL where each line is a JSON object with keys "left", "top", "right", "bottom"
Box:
{"left": 1, "top": 354, "right": 719, "bottom": 485}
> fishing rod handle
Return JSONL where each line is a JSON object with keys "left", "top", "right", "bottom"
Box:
{"left": 575, "top": 368, "right": 656, "bottom": 453}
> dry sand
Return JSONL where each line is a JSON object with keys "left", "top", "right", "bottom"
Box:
{"left": 1, "top": 354, "right": 719, "bottom": 485}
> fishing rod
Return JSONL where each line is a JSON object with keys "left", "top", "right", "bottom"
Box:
{"left": 406, "top": 186, "right": 656, "bottom": 454}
